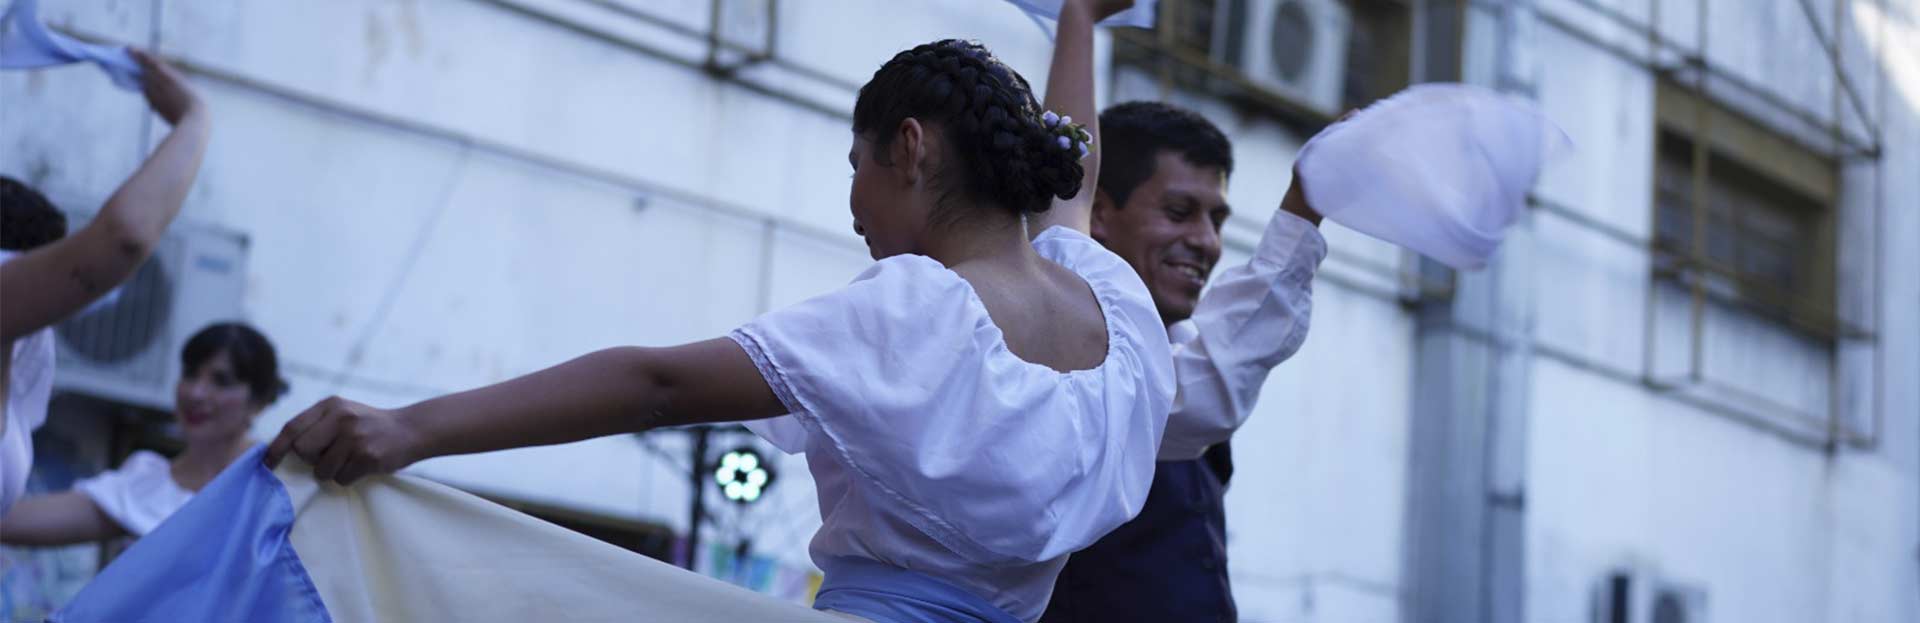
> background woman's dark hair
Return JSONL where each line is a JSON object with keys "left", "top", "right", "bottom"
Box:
{"left": 181, "top": 322, "right": 290, "bottom": 406}
{"left": 1, "top": 176, "right": 69, "bottom": 251}
{"left": 851, "top": 39, "right": 1084, "bottom": 218}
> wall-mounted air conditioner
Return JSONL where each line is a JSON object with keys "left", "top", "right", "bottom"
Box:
{"left": 1212, "top": 0, "right": 1353, "bottom": 116}
{"left": 52, "top": 218, "right": 248, "bottom": 413}
{"left": 1592, "top": 567, "right": 1709, "bottom": 623}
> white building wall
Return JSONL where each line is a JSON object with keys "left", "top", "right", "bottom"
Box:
{"left": 1517, "top": 1, "right": 1920, "bottom": 623}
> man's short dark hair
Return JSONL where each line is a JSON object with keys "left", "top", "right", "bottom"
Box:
{"left": 1096, "top": 102, "right": 1234, "bottom": 208}
{"left": 1, "top": 176, "right": 68, "bottom": 251}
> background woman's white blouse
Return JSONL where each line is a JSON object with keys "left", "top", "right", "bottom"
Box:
{"left": 733, "top": 227, "right": 1174, "bottom": 621}
{"left": 75, "top": 450, "right": 195, "bottom": 535}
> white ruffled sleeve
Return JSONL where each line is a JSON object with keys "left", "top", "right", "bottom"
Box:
{"left": 1025, "top": 226, "right": 1178, "bottom": 553}
{"left": 75, "top": 450, "right": 195, "bottom": 535}
{"left": 732, "top": 254, "right": 985, "bottom": 453}
{"left": 729, "top": 255, "right": 1024, "bottom": 557}
{"left": 1159, "top": 209, "right": 1326, "bottom": 460}
{"left": 731, "top": 235, "right": 1175, "bottom": 566}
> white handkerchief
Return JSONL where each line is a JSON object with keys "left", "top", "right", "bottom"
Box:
{"left": 1003, "top": 0, "right": 1159, "bottom": 28}
{"left": 0, "top": 0, "right": 143, "bottom": 90}
{"left": 1296, "top": 83, "right": 1572, "bottom": 270}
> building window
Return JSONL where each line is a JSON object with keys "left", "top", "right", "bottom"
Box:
{"left": 1651, "top": 81, "right": 1839, "bottom": 336}
{"left": 1114, "top": 0, "right": 1413, "bottom": 122}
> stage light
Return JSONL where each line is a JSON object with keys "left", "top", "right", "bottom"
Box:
{"left": 714, "top": 447, "right": 773, "bottom": 504}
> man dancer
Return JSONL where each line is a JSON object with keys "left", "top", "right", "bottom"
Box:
{"left": 1043, "top": 102, "right": 1327, "bottom": 622}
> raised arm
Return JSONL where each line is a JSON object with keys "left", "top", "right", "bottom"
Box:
{"left": 0, "top": 491, "right": 127, "bottom": 547}
{"left": 266, "top": 338, "right": 787, "bottom": 485}
{"left": 0, "top": 49, "right": 210, "bottom": 343}
{"left": 1026, "top": 0, "right": 1133, "bottom": 237}
{"left": 1158, "top": 173, "right": 1326, "bottom": 460}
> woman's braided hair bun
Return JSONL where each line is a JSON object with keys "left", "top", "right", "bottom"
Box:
{"left": 852, "top": 39, "right": 1085, "bottom": 215}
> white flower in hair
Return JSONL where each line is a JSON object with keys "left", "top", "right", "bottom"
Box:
{"left": 1057, "top": 135, "right": 1072, "bottom": 150}
{"left": 1042, "top": 110, "right": 1060, "bottom": 127}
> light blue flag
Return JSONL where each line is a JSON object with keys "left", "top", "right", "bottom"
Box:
{"left": 0, "top": 0, "right": 143, "bottom": 90}
{"left": 51, "top": 445, "right": 331, "bottom": 623}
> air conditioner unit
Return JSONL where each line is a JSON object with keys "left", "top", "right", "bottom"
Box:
{"left": 1592, "top": 567, "right": 1709, "bottom": 623}
{"left": 1212, "top": 0, "right": 1353, "bottom": 116}
{"left": 51, "top": 217, "right": 248, "bottom": 413}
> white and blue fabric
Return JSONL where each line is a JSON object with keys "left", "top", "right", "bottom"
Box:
{"left": 52, "top": 445, "right": 852, "bottom": 623}
{"left": 0, "top": 0, "right": 142, "bottom": 90}
{"left": 1295, "top": 83, "right": 1571, "bottom": 270}
{"left": 54, "top": 227, "right": 1171, "bottom": 623}
{"left": 51, "top": 446, "right": 329, "bottom": 623}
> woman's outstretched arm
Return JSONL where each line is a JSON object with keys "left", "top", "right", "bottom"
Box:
{"left": 265, "top": 338, "right": 786, "bottom": 485}
{"left": 0, "top": 50, "right": 211, "bottom": 344}
{"left": 0, "top": 491, "right": 126, "bottom": 546}
{"left": 1027, "top": 0, "right": 1133, "bottom": 237}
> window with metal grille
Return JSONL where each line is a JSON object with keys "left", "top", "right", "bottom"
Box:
{"left": 1651, "top": 82, "right": 1839, "bottom": 337}
{"left": 1111, "top": 0, "right": 1412, "bottom": 123}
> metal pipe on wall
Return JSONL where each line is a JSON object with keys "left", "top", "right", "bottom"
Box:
{"left": 1686, "top": 0, "right": 1711, "bottom": 386}
{"left": 1827, "top": 0, "right": 1847, "bottom": 450}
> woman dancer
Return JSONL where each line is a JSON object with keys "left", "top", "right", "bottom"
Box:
{"left": 3, "top": 323, "right": 288, "bottom": 546}
{"left": 268, "top": 1, "right": 1160, "bottom": 621}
